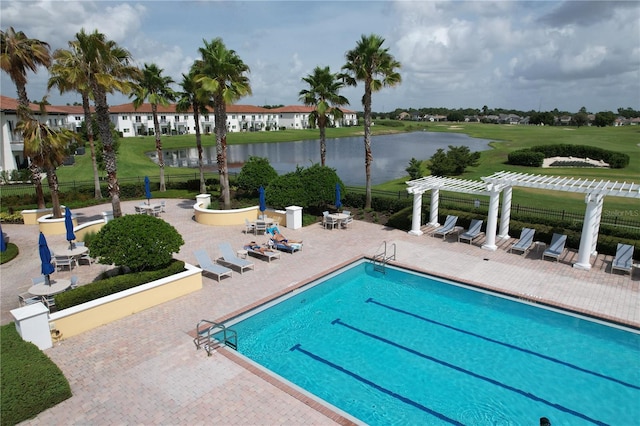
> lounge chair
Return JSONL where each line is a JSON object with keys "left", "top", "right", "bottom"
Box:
{"left": 217, "top": 242, "right": 255, "bottom": 274}
{"left": 193, "top": 249, "right": 233, "bottom": 282}
{"left": 542, "top": 233, "right": 567, "bottom": 262}
{"left": 244, "top": 244, "right": 281, "bottom": 262}
{"left": 432, "top": 215, "right": 459, "bottom": 239}
{"left": 266, "top": 229, "right": 303, "bottom": 253}
{"left": 611, "top": 243, "right": 635, "bottom": 276}
{"left": 509, "top": 228, "right": 536, "bottom": 255}
{"left": 458, "top": 219, "right": 484, "bottom": 244}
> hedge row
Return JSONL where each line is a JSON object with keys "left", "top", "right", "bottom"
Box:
{"left": 508, "top": 144, "right": 630, "bottom": 168}
{"left": 54, "top": 260, "right": 186, "bottom": 310}
{"left": 0, "top": 324, "right": 71, "bottom": 426}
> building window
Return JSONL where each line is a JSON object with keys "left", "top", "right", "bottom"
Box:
{"left": 174, "top": 115, "right": 179, "bottom": 122}
{"left": 231, "top": 115, "right": 235, "bottom": 119}
{"left": 75, "top": 116, "right": 81, "bottom": 121}
{"left": 203, "top": 115, "right": 209, "bottom": 121}
{"left": 160, "top": 115, "right": 166, "bottom": 122}
{"left": 123, "top": 128, "right": 130, "bottom": 133}
{"left": 123, "top": 116, "right": 128, "bottom": 120}
{"left": 147, "top": 116, "right": 152, "bottom": 120}
{"left": 135, "top": 116, "right": 141, "bottom": 122}
{"left": 184, "top": 115, "right": 188, "bottom": 121}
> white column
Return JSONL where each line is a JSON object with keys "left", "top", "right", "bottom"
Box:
{"left": 408, "top": 190, "right": 424, "bottom": 236}
{"left": 590, "top": 198, "right": 603, "bottom": 255}
{"left": 482, "top": 187, "right": 501, "bottom": 251}
{"left": 573, "top": 193, "right": 603, "bottom": 270}
{"left": 429, "top": 188, "right": 440, "bottom": 226}
{"left": 497, "top": 186, "right": 512, "bottom": 239}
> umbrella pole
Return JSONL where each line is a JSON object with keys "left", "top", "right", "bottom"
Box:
{"left": 45, "top": 274, "right": 51, "bottom": 286}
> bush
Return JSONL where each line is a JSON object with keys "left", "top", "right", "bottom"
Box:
{"left": 55, "top": 260, "right": 186, "bottom": 310}
{"left": 1, "top": 324, "right": 72, "bottom": 426}
{"left": 508, "top": 144, "right": 629, "bottom": 169}
{"left": 267, "top": 164, "right": 343, "bottom": 213}
{"left": 90, "top": 214, "right": 184, "bottom": 272}
{"left": 236, "top": 156, "right": 278, "bottom": 194}
{"left": 507, "top": 150, "right": 545, "bottom": 167}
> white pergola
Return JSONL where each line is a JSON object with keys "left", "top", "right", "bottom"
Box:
{"left": 406, "top": 171, "right": 640, "bottom": 270}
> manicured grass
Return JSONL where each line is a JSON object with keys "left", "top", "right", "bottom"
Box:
{"left": 0, "top": 243, "right": 19, "bottom": 264}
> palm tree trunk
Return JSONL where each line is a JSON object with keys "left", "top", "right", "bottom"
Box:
{"left": 363, "top": 83, "right": 373, "bottom": 209}
{"left": 46, "top": 167, "right": 62, "bottom": 218}
{"left": 193, "top": 106, "right": 206, "bottom": 194}
{"left": 319, "top": 117, "right": 327, "bottom": 167}
{"left": 152, "top": 104, "right": 166, "bottom": 192}
{"left": 29, "top": 162, "right": 46, "bottom": 209}
{"left": 93, "top": 84, "right": 121, "bottom": 217}
{"left": 214, "top": 102, "right": 230, "bottom": 209}
{"left": 82, "top": 93, "right": 102, "bottom": 199}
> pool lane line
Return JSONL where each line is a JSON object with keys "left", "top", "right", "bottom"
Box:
{"left": 332, "top": 318, "right": 608, "bottom": 426}
{"left": 366, "top": 298, "right": 640, "bottom": 391}
{"left": 289, "top": 343, "right": 464, "bottom": 426}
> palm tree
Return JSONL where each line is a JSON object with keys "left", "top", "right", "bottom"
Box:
{"left": 74, "top": 29, "right": 140, "bottom": 218}
{"left": 196, "top": 38, "right": 251, "bottom": 209}
{"left": 341, "top": 34, "right": 401, "bottom": 209}
{"left": 131, "top": 63, "right": 176, "bottom": 192}
{"left": 176, "top": 63, "right": 212, "bottom": 194}
{"left": 299, "top": 66, "right": 349, "bottom": 167}
{"left": 48, "top": 42, "right": 103, "bottom": 199}
{"left": 1, "top": 27, "right": 51, "bottom": 208}
{"left": 17, "top": 115, "right": 75, "bottom": 218}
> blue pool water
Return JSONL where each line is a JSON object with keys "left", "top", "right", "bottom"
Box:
{"left": 222, "top": 261, "right": 640, "bottom": 425}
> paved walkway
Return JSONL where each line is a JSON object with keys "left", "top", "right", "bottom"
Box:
{"left": 1, "top": 198, "right": 638, "bottom": 425}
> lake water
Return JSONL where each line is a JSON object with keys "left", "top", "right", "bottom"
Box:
{"left": 153, "top": 131, "right": 492, "bottom": 186}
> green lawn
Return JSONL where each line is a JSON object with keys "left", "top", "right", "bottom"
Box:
{"left": 54, "top": 122, "right": 640, "bottom": 215}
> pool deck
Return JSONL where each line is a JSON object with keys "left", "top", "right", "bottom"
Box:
{"left": 1, "top": 199, "right": 638, "bottom": 425}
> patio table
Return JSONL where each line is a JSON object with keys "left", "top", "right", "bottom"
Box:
{"left": 28, "top": 279, "right": 71, "bottom": 296}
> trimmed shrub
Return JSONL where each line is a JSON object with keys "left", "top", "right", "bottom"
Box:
{"left": 267, "top": 164, "right": 343, "bottom": 212}
{"left": 236, "top": 156, "right": 278, "bottom": 194}
{"left": 54, "top": 260, "right": 186, "bottom": 310}
{"left": 507, "top": 150, "right": 545, "bottom": 167}
{"left": 1, "top": 324, "right": 72, "bottom": 426}
{"left": 509, "top": 144, "right": 629, "bottom": 168}
{"left": 90, "top": 214, "right": 184, "bottom": 272}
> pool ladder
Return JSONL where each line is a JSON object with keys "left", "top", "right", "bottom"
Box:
{"left": 372, "top": 241, "right": 396, "bottom": 273}
{"left": 194, "top": 319, "right": 238, "bottom": 356}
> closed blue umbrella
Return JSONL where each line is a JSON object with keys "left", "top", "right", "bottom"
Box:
{"left": 39, "top": 232, "right": 55, "bottom": 286}
{"left": 335, "top": 183, "right": 342, "bottom": 209}
{"left": 65, "top": 208, "right": 75, "bottom": 249}
{"left": 144, "top": 176, "right": 152, "bottom": 204}
{"left": 0, "top": 223, "right": 6, "bottom": 252}
{"left": 259, "top": 186, "right": 266, "bottom": 214}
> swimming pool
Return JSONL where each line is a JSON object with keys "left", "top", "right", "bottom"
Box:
{"left": 220, "top": 260, "right": 640, "bottom": 425}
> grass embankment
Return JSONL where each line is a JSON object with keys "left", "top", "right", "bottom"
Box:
{"left": 53, "top": 122, "right": 640, "bottom": 214}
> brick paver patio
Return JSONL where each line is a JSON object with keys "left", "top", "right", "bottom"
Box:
{"left": 1, "top": 198, "right": 637, "bottom": 424}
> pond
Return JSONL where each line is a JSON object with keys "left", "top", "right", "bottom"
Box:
{"left": 150, "top": 131, "right": 493, "bottom": 186}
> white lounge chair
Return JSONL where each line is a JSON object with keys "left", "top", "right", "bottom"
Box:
{"left": 432, "top": 215, "right": 459, "bottom": 239}
{"left": 509, "top": 228, "right": 536, "bottom": 255}
{"left": 542, "top": 233, "right": 567, "bottom": 262}
{"left": 193, "top": 250, "right": 233, "bottom": 282}
{"left": 244, "top": 244, "right": 281, "bottom": 262}
{"left": 458, "top": 219, "right": 484, "bottom": 244}
{"left": 217, "top": 242, "right": 255, "bottom": 274}
{"left": 611, "top": 243, "right": 635, "bottom": 276}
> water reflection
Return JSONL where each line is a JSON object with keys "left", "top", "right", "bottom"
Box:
{"left": 152, "top": 131, "right": 492, "bottom": 186}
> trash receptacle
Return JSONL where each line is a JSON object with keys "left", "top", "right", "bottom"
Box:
{"left": 285, "top": 206, "right": 303, "bottom": 230}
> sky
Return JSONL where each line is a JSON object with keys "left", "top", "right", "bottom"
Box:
{"left": 1, "top": 0, "right": 639, "bottom": 114}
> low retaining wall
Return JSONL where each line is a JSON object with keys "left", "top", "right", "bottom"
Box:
{"left": 49, "top": 263, "right": 202, "bottom": 339}
{"left": 37, "top": 213, "right": 78, "bottom": 236}
{"left": 21, "top": 207, "right": 53, "bottom": 225}
{"left": 74, "top": 219, "right": 106, "bottom": 241}
{"left": 193, "top": 194, "right": 287, "bottom": 226}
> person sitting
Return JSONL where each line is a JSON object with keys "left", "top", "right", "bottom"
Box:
{"left": 268, "top": 227, "right": 302, "bottom": 248}
{"left": 244, "top": 241, "right": 275, "bottom": 254}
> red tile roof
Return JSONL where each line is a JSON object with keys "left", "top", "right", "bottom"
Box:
{"left": 0, "top": 95, "right": 69, "bottom": 114}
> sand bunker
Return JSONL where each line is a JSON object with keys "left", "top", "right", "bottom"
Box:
{"left": 542, "top": 156, "right": 610, "bottom": 168}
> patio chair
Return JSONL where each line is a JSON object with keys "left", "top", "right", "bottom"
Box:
{"left": 322, "top": 211, "right": 338, "bottom": 230}
{"left": 134, "top": 205, "right": 146, "bottom": 215}
{"left": 152, "top": 204, "right": 162, "bottom": 217}
{"left": 18, "top": 292, "right": 41, "bottom": 307}
{"left": 340, "top": 210, "right": 354, "bottom": 229}
{"left": 54, "top": 254, "right": 77, "bottom": 271}
{"left": 42, "top": 295, "right": 56, "bottom": 311}
{"left": 217, "top": 242, "right": 255, "bottom": 274}
{"left": 254, "top": 221, "right": 267, "bottom": 235}
{"left": 193, "top": 249, "right": 233, "bottom": 282}
{"left": 70, "top": 275, "right": 79, "bottom": 289}
{"left": 244, "top": 218, "right": 256, "bottom": 234}
{"left": 160, "top": 200, "right": 166, "bottom": 212}
{"left": 611, "top": 243, "right": 635, "bottom": 276}
{"left": 458, "top": 219, "right": 484, "bottom": 244}
{"left": 244, "top": 244, "right": 281, "bottom": 262}
{"left": 432, "top": 215, "right": 459, "bottom": 239}
{"left": 31, "top": 276, "right": 46, "bottom": 286}
{"left": 542, "top": 233, "right": 567, "bottom": 262}
{"left": 509, "top": 228, "right": 536, "bottom": 255}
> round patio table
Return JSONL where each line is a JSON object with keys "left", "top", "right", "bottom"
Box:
{"left": 51, "top": 245, "right": 88, "bottom": 257}
{"left": 28, "top": 279, "right": 71, "bottom": 296}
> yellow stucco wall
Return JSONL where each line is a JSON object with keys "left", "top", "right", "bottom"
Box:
{"left": 49, "top": 264, "right": 202, "bottom": 339}
{"left": 74, "top": 220, "right": 105, "bottom": 241}
{"left": 21, "top": 208, "right": 53, "bottom": 225}
{"left": 38, "top": 214, "right": 78, "bottom": 236}
{"left": 194, "top": 203, "right": 261, "bottom": 226}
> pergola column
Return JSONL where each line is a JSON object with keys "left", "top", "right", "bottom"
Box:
{"left": 429, "top": 188, "right": 440, "bottom": 226}
{"left": 482, "top": 186, "right": 501, "bottom": 251}
{"left": 573, "top": 193, "right": 604, "bottom": 270}
{"left": 497, "top": 186, "right": 512, "bottom": 239}
{"left": 408, "top": 190, "right": 424, "bottom": 236}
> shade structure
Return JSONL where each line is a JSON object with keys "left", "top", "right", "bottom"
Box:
{"left": 65, "top": 208, "right": 76, "bottom": 248}
{"left": 0, "top": 223, "right": 6, "bottom": 252}
{"left": 259, "top": 186, "right": 266, "bottom": 213}
{"left": 39, "top": 232, "right": 55, "bottom": 285}
{"left": 335, "top": 183, "right": 342, "bottom": 209}
{"left": 144, "top": 176, "right": 152, "bottom": 204}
